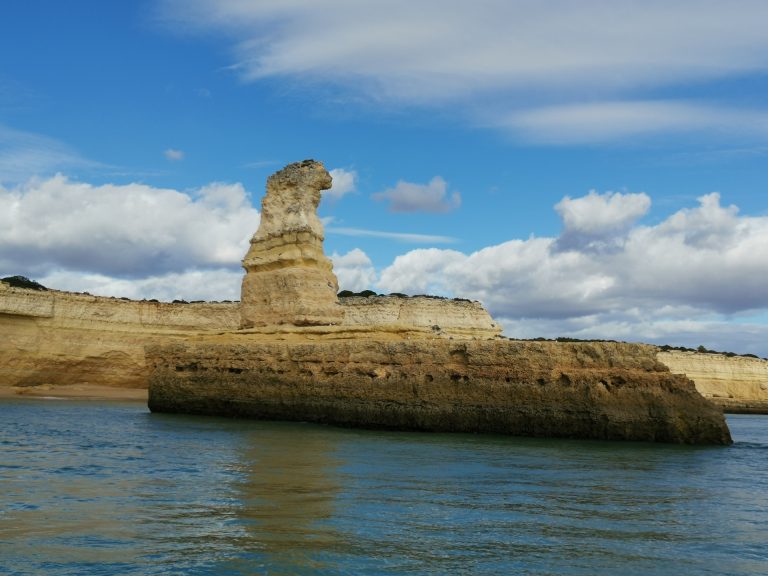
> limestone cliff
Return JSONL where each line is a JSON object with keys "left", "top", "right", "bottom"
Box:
{"left": 658, "top": 350, "right": 768, "bottom": 413}
{"left": 0, "top": 282, "right": 238, "bottom": 389}
{"left": 147, "top": 336, "right": 731, "bottom": 444}
{"left": 340, "top": 295, "right": 501, "bottom": 338}
{"left": 0, "top": 286, "right": 503, "bottom": 388}
{"left": 240, "top": 160, "right": 342, "bottom": 328}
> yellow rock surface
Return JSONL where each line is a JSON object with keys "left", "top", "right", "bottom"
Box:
{"left": 658, "top": 350, "right": 768, "bottom": 413}
{"left": 0, "top": 282, "right": 239, "bottom": 389}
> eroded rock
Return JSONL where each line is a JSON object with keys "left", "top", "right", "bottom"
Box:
{"left": 240, "top": 160, "right": 342, "bottom": 328}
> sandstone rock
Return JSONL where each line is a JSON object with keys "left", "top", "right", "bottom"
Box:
{"left": 240, "top": 160, "right": 342, "bottom": 328}
{"left": 147, "top": 337, "right": 731, "bottom": 445}
{"left": 340, "top": 295, "right": 502, "bottom": 338}
{"left": 0, "top": 282, "right": 239, "bottom": 389}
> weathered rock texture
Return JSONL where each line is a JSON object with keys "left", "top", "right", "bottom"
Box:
{"left": 0, "top": 282, "right": 238, "bottom": 389}
{"left": 659, "top": 350, "right": 768, "bottom": 414}
{"left": 147, "top": 337, "right": 731, "bottom": 444}
{"left": 240, "top": 160, "right": 342, "bottom": 328}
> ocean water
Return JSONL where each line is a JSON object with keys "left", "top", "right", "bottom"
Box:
{"left": 1, "top": 398, "right": 766, "bottom": 576}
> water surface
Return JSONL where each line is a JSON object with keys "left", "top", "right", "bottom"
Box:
{"left": 1, "top": 399, "right": 766, "bottom": 575}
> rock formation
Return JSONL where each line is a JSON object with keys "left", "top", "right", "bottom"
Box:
{"left": 144, "top": 160, "right": 732, "bottom": 445}
{"left": 147, "top": 337, "right": 731, "bottom": 444}
{"left": 240, "top": 160, "right": 342, "bottom": 328}
{"left": 0, "top": 160, "right": 737, "bottom": 443}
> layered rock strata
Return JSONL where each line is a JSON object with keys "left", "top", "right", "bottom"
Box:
{"left": 240, "top": 160, "right": 342, "bottom": 328}
{"left": 0, "top": 282, "right": 238, "bottom": 389}
{"left": 659, "top": 350, "right": 768, "bottom": 414}
{"left": 147, "top": 337, "right": 731, "bottom": 444}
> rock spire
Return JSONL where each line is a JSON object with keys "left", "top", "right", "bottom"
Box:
{"left": 240, "top": 160, "right": 343, "bottom": 327}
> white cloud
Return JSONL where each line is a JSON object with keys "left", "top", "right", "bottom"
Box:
{"left": 37, "top": 268, "right": 243, "bottom": 302}
{"left": 326, "top": 227, "right": 456, "bottom": 244}
{"left": 164, "top": 148, "right": 185, "bottom": 161}
{"left": 375, "top": 192, "right": 768, "bottom": 356}
{"left": 330, "top": 248, "right": 377, "bottom": 292}
{"left": 158, "top": 0, "right": 768, "bottom": 143}
{"left": 500, "top": 101, "right": 768, "bottom": 144}
{"left": 324, "top": 167, "right": 357, "bottom": 200}
{"left": 372, "top": 176, "right": 460, "bottom": 213}
{"left": 0, "top": 175, "right": 259, "bottom": 284}
{"left": 555, "top": 190, "right": 651, "bottom": 252}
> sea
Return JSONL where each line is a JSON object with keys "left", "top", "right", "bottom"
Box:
{"left": 1, "top": 398, "right": 766, "bottom": 576}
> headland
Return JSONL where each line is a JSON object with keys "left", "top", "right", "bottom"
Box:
{"left": 0, "top": 160, "right": 740, "bottom": 444}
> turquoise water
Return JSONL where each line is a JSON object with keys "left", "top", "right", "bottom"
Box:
{"left": 1, "top": 399, "right": 766, "bottom": 575}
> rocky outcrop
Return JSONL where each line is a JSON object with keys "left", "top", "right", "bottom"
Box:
{"left": 147, "top": 336, "right": 731, "bottom": 444}
{"left": 658, "top": 350, "right": 768, "bottom": 414}
{"left": 1, "top": 159, "right": 734, "bottom": 444}
{"left": 0, "top": 282, "right": 238, "bottom": 389}
{"left": 240, "top": 160, "right": 342, "bottom": 328}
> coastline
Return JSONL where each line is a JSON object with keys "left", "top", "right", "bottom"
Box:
{"left": 0, "top": 384, "right": 148, "bottom": 402}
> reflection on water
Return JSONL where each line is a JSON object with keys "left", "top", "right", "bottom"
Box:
{"left": 0, "top": 399, "right": 767, "bottom": 575}
{"left": 224, "top": 426, "right": 343, "bottom": 574}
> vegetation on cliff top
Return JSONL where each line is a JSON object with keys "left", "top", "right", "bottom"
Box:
{"left": 338, "top": 289, "right": 472, "bottom": 303}
{"left": 657, "top": 343, "right": 763, "bottom": 360}
{"left": 1, "top": 275, "right": 48, "bottom": 291}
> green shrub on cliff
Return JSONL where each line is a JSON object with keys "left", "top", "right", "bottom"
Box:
{"left": 1, "top": 275, "right": 48, "bottom": 291}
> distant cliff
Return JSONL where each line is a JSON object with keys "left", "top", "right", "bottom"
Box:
{"left": 658, "top": 350, "right": 768, "bottom": 413}
{"left": 0, "top": 282, "right": 239, "bottom": 389}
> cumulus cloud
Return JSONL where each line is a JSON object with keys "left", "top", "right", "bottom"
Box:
{"left": 164, "top": 148, "right": 185, "bottom": 161}
{"left": 330, "top": 248, "right": 377, "bottom": 292}
{"left": 555, "top": 190, "right": 651, "bottom": 252}
{"left": 375, "top": 192, "right": 768, "bottom": 356}
{"left": 372, "top": 176, "right": 460, "bottom": 213}
{"left": 0, "top": 175, "right": 259, "bottom": 294}
{"left": 36, "top": 268, "right": 243, "bottom": 302}
{"left": 158, "top": 0, "right": 768, "bottom": 143}
{"left": 324, "top": 167, "right": 357, "bottom": 200}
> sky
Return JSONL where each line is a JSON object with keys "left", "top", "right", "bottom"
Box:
{"left": 1, "top": 0, "right": 768, "bottom": 356}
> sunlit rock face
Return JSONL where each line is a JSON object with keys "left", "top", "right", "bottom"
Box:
{"left": 659, "top": 350, "right": 768, "bottom": 413}
{"left": 240, "top": 160, "right": 343, "bottom": 328}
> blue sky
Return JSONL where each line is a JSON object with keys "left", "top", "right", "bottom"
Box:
{"left": 2, "top": 1, "right": 768, "bottom": 355}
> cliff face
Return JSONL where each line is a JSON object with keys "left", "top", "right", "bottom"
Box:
{"left": 0, "top": 282, "right": 239, "bottom": 388}
{"left": 658, "top": 350, "right": 768, "bottom": 413}
{"left": 147, "top": 336, "right": 731, "bottom": 444}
